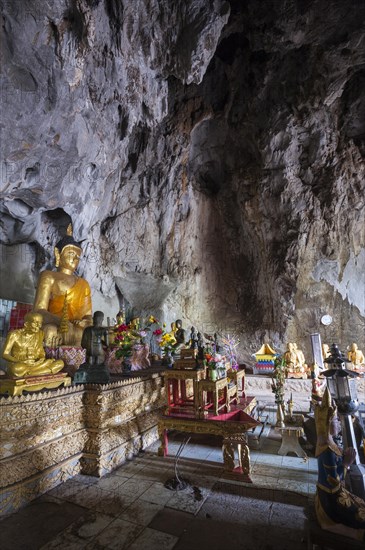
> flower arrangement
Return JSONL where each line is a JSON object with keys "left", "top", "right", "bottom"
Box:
{"left": 153, "top": 324, "right": 177, "bottom": 356}
{"left": 204, "top": 352, "right": 226, "bottom": 380}
{"left": 115, "top": 316, "right": 159, "bottom": 360}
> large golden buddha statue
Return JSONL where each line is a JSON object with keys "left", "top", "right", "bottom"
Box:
{"left": 33, "top": 227, "right": 92, "bottom": 346}
{"left": 2, "top": 312, "right": 64, "bottom": 378}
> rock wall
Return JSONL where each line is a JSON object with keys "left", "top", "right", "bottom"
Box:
{"left": 0, "top": 0, "right": 364, "bottom": 360}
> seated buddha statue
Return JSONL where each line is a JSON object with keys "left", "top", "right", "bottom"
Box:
{"left": 2, "top": 312, "right": 64, "bottom": 378}
{"left": 33, "top": 227, "right": 92, "bottom": 346}
{"left": 348, "top": 343, "right": 365, "bottom": 368}
{"left": 284, "top": 342, "right": 306, "bottom": 375}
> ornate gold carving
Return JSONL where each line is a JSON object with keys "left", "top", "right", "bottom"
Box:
{"left": 1, "top": 457, "right": 81, "bottom": 516}
{"left": 0, "top": 373, "right": 71, "bottom": 396}
{"left": 0, "top": 375, "right": 165, "bottom": 515}
{"left": 222, "top": 441, "right": 235, "bottom": 470}
{"left": 1, "top": 430, "right": 87, "bottom": 487}
{"left": 239, "top": 443, "right": 250, "bottom": 475}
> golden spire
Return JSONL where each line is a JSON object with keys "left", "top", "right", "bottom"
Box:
{"left": 314, "top": 387, "right": 341, "bottom": 457}
{"left": 66, "top": 223, "right": 73, "bottom": 236}
{"left": 59, "top": 292, "right": 69, "bottom": 336}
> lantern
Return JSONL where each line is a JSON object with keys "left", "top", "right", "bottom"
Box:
{"left": 322, "top": 343, "right": 364, "bottom": 499}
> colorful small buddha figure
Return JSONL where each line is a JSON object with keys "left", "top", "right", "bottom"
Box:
{"left": 2, "top": 312, "right": 64, "bottom": 378}
{"left": 33, "top": 225, "right": 92, "bottom": 346}
{"left": 348, "top": 343, "right": 365, "bottom": 369}
{"left": 314, "top": 388, "right": 365, "bottom": 541}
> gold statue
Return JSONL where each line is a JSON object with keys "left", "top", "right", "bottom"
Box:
{"left": 168, "top": 322, "right": 177, "bottom": 344}
{"left": 322, "top": 343, "right": 330, "bottom": 360}
{"left": 293, "top": 343, "right": 306, "bottom": 368}
{"left": 33, "top": 226, "right": 92, "bottom": 346}
{"left": 284, "top": 342, "right": 306, "bottom": 375}
{"left": 348, "top": 343, "right": 365, "bottom": 368}
{"left": 2, "top": 313, "right": 64, "bottom": 378}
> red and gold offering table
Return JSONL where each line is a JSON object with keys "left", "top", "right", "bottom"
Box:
{"left": 163, "top": 368, "right": 205, "bottom": 417}
{"left": 158, "top": 405, "right": 259, "bottom": 481}
{"left": 198, "top": 376, "right": 230, "bottom": 417}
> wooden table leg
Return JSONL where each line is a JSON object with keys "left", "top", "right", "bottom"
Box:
{"left": 158, "top": 425, "right": 168, "bottom": 457}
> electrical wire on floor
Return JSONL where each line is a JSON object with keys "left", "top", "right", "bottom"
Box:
{"left": 164, "top": 435, "right": 191, "bottom": 490}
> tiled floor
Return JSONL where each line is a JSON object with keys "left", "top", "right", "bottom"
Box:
{"left": 0, "top": 420, "right": 316, "bottom": 550}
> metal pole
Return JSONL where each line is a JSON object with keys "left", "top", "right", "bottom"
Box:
{"left": 340, "top": 414, "right": 365, "bottom": 500}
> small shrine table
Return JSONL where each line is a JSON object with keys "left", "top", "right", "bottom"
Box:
{"left": 163, "top": 368, "right": 205, "bottom": 416}
{"left": 227, "top": 368, "right": 245, "bottom": 397}
{"left": 276, "top": 426, "right": 307, "bottom": 458}
{"left": 198, "top": 376, "right": 229, "bottom": 417}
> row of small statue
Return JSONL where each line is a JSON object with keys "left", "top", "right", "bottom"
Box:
{"left": 283, "top": 341, "right": 364, "bottom": 375}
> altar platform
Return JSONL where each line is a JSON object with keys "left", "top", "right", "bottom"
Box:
{"left": 0, "top": 372, "right": 166, "bottom": 517}
{"left": 245, "top": 373, "right": 365, "bottom": 409}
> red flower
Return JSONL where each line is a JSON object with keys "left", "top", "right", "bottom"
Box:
{"left": 117, "top": 324, "right": 129, "bottom": 332}
{"left": 153, "top": 328, "right": 163, "bottom": 336}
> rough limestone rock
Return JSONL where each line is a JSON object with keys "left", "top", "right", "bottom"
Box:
{"left": 0, "top": 0, "right": 364, "bottom": 361}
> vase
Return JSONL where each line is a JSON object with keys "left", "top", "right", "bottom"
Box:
{"left": 122, "top": 356, "right": 132, "bottom": 373}
{"left": 162, "top": 350, "right": 174, "bottom": 368}
{"left": 166, "top": 350, "right": 174, "bottom": 369}
{"left": 210, "top": 369, "right": 217, "bottom": 381}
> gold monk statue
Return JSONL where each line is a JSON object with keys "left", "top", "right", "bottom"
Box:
{"left": 2, "top": 312, "right": 64, "bottom": 378}
{"left": 33, "top": 227, "right": 92, "bottom": 346}
{"left": 348, "top": 343, "right": 365, "bottom": 368}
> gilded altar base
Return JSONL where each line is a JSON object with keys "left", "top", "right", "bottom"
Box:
{"left": 0, "top": 374, "right": 165, "bottom": 517}
{"left": 0, "top": 372, "right": 71, "bottom": 396}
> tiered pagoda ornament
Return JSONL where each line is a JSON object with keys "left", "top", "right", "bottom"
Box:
{"left": 254, "top": 343, "right": 278, "bottom": 374}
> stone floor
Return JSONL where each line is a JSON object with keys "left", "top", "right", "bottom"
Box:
{"left": 0, "top": 402, "right": 318, "bottom": 550}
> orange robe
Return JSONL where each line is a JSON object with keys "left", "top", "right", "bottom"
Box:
{"left": 49, "top": 278, "right": 91, "bottom": 320}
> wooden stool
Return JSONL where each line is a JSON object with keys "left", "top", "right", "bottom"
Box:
{"left": 198, "top": 377, "right": 229, "bottom": 417}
